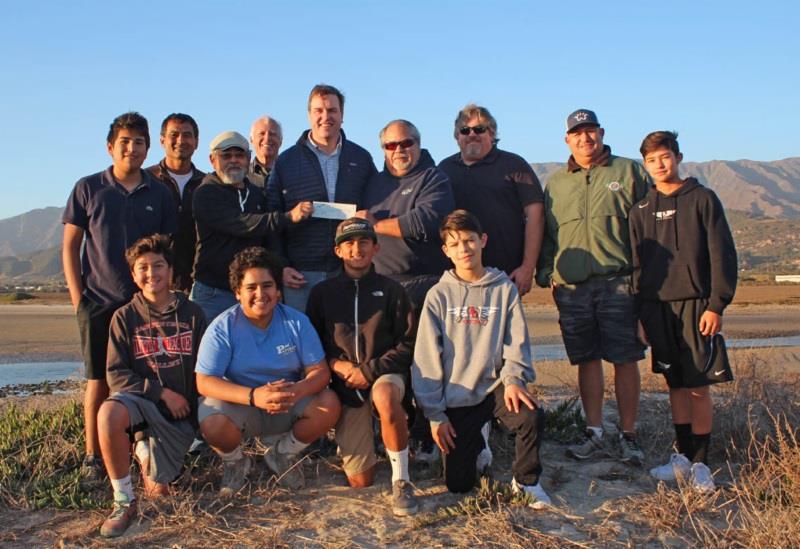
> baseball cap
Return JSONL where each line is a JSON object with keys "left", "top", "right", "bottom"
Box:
{"left": 335, "top": 217, "right": 377, "bottom": 245}
{"left": 209, "top": 131, "right": 250, "bottom": 153}
{"left": 566, "top": 109, "right": 600, "bottom": 133}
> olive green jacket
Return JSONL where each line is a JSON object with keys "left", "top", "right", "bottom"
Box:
{"left": 536, "top": 147, "right": 649, "bottom": 287}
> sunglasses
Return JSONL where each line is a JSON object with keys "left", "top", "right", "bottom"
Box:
{"left": 383, "top": 138, "right": 416, "bottom": 151}
{"left": 459, "top": 125, "right": 488, "bottom": 136}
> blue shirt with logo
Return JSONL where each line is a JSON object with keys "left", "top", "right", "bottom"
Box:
{"left": 196, "top": 303, "right": 325, "bottom": 388}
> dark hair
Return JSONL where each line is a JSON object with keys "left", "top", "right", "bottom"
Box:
{"left": 125, "top": 234, "right": 173, "bottom": 269}
{"left": 640, "top": 130, "right": 680, "bottom": 158}
{"left": 107, "top": 111, "right": 150, "bottom": 148}
{"left": 160, "top": 113, "right": 199, "bottom": 139}
{"left": 439, "top": 209, "right": 484, "bottom": 241}
{"left": 307, "top": 84, "right": 345, "bottom": 112}
{"left": 228, "top": 246, "right": 283, "bottom": 293}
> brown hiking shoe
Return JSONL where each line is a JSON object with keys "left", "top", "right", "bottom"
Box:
{"left": 100, "top": 499, "right": 137, "bottom": 538}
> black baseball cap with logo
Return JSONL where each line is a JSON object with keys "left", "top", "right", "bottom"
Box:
{"left": 335, "top": 217, "right": 377, "bottom": 245}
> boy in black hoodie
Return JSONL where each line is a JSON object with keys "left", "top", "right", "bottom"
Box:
{"left": 97, "top": 234, "right": 207, "bottom": 537}
{"left": 629, "top": 131, "right": 737, "bottom": 492}
{"left": 306, "top": 218, "right": 418, "bottom": 516}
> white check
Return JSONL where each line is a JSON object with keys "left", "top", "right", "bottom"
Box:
{"left": 312, "top": 201, "right": 356, "bottom": 220}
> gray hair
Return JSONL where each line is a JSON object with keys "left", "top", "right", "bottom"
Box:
{"left": 249, "top": 115, "right": 283, "bottom": 142}
{"left": 379, "top": 119, "right": 421, "bottom": 146}
{"left": 453, "top": 103, "right": 498, "bottom": 141}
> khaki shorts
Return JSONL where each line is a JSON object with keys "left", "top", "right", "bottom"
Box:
{"left": 198, "top": 395, "right": 312, "bottom": 439}
{"left": 335, "top": 374, "right": 405, "bottom": 477}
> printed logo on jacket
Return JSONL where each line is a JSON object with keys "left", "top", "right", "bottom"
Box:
{"left": 133, "top": 321, "right": 194, "bottom": 370}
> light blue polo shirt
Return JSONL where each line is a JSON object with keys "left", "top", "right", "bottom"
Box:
{"left": 196, "top": 303, "right": 325, "bottom": 388}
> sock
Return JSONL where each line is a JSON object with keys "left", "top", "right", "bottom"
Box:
{"left": 620, "top": 431, "right": 636, "bottom": 441}
{"left": 110, "top": 475, "right": 135, "bottom": 503}
{"left": 587, "top": 426, "right": 604, "bottom": 439}
{"left": 387, "top": 447, "right": 410, "bottom": 483}
{"left": 674, "top": 423, "right": 694, "bottom": 458}
{"left": 219, "top": 445, "right": 244, "bottom": 462}
{"left": 277, "top": 431, "right": 308, "bottom": 456}
{"left": 692, "top": 432, "right": 711, "bottom": 464}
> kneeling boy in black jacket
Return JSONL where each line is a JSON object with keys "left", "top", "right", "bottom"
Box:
{"left": 306, "top": 218, "right": 418, "bottom": 516}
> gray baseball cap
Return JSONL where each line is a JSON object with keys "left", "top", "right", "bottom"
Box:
{"left": 209, "top": 131, "right": 250, "bottom": 153}
{"left": 566, "top": 109, "right": 600, "bottom": 132}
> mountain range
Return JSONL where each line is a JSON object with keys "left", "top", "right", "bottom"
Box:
{"left": 0, "top": 157, "right": 798, "bottom": 283}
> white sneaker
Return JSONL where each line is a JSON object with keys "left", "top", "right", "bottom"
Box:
{"left": 511, "top": 478, "right": 552, "bottom": 509}
{"left": 649, "top": 453, "right": 691, "bottom": 481}
{"left": 690, "top": 462, "right": 716, "bottom": 492}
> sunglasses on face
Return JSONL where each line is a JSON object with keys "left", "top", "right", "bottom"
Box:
{"left": 459, "top": 125, "right": 488, "bottom": 136}
{"left": 383, "top": 138, "right": 416, "bottom": 151}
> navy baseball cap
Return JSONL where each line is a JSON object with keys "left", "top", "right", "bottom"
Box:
{"left": 566, "top": 109, "right": 600, "bottom": 132}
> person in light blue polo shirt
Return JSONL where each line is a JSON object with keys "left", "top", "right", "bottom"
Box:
{"left": 196, "top": 247, "right": 340, "bottom": 494}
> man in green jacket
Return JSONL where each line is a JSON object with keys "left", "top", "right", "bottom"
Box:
{"left": 536, "top": 109, "right": 649, "bottom": 465}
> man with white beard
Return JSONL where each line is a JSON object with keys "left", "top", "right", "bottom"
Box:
{"left": 191, "top": 131, "right": 311, "bottom": 322}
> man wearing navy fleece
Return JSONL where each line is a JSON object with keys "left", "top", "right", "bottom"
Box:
{"left": 357, "top": 119, "right": 454, "bottom": 464}
{"left": 357, "top": 119, "right": 454, "bottom": 311}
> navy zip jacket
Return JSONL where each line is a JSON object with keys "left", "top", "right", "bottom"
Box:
{"left": 267, "top": 130, "right": 376, "bottom": 272}
{"left": 629, "top": 178, "right": 738, "bottom": 314}
{"left": 306, "top": 266, "right": 415, "bottom": 408}
{"left": 363, "top": 150, "right": 454, "bottom": 278}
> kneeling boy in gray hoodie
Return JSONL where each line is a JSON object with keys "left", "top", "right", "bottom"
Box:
{"left": 412, "top": 209, "right": 550, "bottom": 507}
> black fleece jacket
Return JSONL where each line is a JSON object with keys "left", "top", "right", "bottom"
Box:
{"left": 629, "top": 178, "right": 738, "bottom": 314}
{"left": 193, "top": 173, "right": 287, "bottom": 290}
{"left": 306, "top": 266, "right": 415, "bottom": 407}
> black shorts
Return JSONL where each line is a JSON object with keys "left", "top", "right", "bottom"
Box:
{"left": 76, "top": 296, "right": 121, "bottom": 380}
{"left": 639, "top": 299, "right": 734, "bottom": 389}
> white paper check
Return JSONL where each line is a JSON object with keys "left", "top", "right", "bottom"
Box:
{"left": 312, "top": 201, "right": 356, "bottom": 220}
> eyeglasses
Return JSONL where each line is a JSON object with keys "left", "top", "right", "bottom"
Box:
{"left": 458, "top": 125, "right": 488, "bottom": 136}
{"left": 383, "top": 138, "right": 416, "bottom": 151}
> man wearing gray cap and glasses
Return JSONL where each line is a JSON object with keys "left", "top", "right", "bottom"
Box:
{"left": 191, "top": 131, "right": 311, "bottom": 322}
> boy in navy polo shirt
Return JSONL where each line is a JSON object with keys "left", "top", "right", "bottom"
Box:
{"left": 62, "top": 112, "right": 177, "bottom": 483}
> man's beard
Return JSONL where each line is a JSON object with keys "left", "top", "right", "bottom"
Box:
{"left": 218, "top": 166, "right": 245, "bottom": 185}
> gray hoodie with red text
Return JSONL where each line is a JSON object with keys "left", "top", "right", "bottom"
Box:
{"left": 411, "top": 267, "right": 535, "bottom": 426}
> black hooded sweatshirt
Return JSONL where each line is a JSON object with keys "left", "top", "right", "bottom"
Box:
{"left": 629, "top": 178, "right": 737, "bottom": 314}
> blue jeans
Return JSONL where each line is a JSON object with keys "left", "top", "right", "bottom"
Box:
{"left": 281, "top": 270, "right": 333, "bottom": 313}
{"left": 190, "top": 280, "right": 237, "bottom": 323}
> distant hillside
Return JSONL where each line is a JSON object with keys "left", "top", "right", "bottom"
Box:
{"left": 727, "top": 211, "right": 800, "bottom": 274}
{"left": 0, "top": 246, "right": 62, "bottom": 283}
{"left": 532, "top": 156, "right": 800, "bottom": 218}
{"left": 0, "top": 207, "right": 63, "bottom": 256}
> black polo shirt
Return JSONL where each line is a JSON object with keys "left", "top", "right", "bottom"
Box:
{"left": 62, "top": 167, "right": 178, "bottom": 306}
{"left": 438, "top": 147, "right": 544, "bottom": 275}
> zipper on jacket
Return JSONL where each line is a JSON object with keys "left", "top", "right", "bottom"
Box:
{"left": 353, "top": 279, "right": 365, "bottom": 402}
{"left": 585, "top": 170, "right": 591, "bottom": 272}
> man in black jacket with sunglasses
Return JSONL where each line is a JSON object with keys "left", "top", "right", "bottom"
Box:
{"left": 438, "top": 104, "right": 545, "bottom": 298}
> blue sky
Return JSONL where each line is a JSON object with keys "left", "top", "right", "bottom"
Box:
{"left": 1, "top": 0, "right": 797, "bottom": 219}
